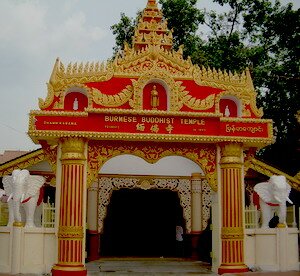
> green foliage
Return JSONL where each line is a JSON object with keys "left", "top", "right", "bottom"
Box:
{"left": 110, "top": 12, "right": 138, "bottom": 56}
{"left": 111, "top": 0, "right": 300, "bottom": 174}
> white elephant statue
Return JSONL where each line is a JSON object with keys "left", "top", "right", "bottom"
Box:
{"left": 0, "top": 188, "right": 5, "bottom": 199}
{"left": 2, "top": 169, "right": 46, "bottom": 227}
{"left": 254, "top": 175, "right": 293, "bottom": 228}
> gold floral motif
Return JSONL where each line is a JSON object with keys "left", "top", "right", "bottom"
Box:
{"left": 92, "top": 85, "right": 133, "bottom": 107}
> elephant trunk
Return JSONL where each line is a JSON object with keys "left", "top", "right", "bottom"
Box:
{"left": 13, "top": 200, "right": 22, "bottom": 222}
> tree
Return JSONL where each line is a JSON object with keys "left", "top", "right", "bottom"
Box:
{"left": 111, "top": 0, "right": 300, "bottom": 174}
{"left": 110, "top": 12, "right": 139, "bottom": 56}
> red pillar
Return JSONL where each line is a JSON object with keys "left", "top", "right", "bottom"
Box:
{"left": 52, "top": 138, "right": 87, "bottom": 276}
{"left": 218, "top": 143, "right": 249, "bottom": 274}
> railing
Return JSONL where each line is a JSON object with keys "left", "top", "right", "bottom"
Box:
{"left": 245, "top": 204, "right": 259, "bottom": 229}
{"left": 0, "top": 202, "right": 9, "bottom": 226}
{"left": 42, "top": 200, "right": 55, "bottom": 228}
{"left": 245, "top": 204, "right": 298, "bottom": 229}
{"left": 286, "top": 205, "right": 297, "bottom": 228}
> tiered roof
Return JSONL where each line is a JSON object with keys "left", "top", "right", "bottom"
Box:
{"left": 133, "top": 0, "right": 173, "bottom": 51}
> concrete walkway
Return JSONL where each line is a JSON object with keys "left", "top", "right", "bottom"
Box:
{"left": 0, "top": 258, "right": 298, "bottom": 275}
{"left": 87, "top": 257, "right": 216, "bottom": 275}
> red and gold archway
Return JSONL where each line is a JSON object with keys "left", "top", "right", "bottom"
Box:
{"left": 28, "top": 1, "right": 272, "bottom": 275}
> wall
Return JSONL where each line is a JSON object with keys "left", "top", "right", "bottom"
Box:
{"left": 0, "top": 226, "right": 56, "bottom": 274}
{"left": 100, "top": 155, "right": 203, "bottom": 176}
{"left": 244, "top": 228, "right": 299, "bottom": 271}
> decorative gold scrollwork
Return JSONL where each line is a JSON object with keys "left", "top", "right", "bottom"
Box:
{"left": 92, "top": 85, "right": 133, "bottom": 107}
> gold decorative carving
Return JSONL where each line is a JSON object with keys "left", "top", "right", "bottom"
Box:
{"left": 138, "top": 179, "right": 154, "bottom": 190}
{"left": 195, "top": 67, "right": 263, "bottom": 118}
{"left": 113, "top": 45, "right": 194, "bottom": 78}
{"left": 40, "top": 142, "right": 58, "bottom": 175}
{"left": 61, "top": 138, "right": 86, "bottom": 161}
{"left": 220, "top": 143, "right": 242, "bottom": 164}
{"left": 97, "top": 176, "right": 192, "bottom": 233}
{"left": 87, "top": 141, "right": 217, "bottom": 191}
{"left": 92, "top": 85, "right": 133, "bottom": 107}
{"left": 221, "top": 227, "right": 244, "bottom": 239}
{"left": 58, "top": 226, "right": 84, "bottom": 239}
{"left": 129, "top": 68, "right": 186, "bottom": 111}
{"left": 133, "top": 0, "right": 172, "bottom": 50}
{"left": 0, "top": 149, "right": 46, "bottom": 177}
{"left": 296, "top": 110, "right": 300, "bottom": 123}
{"left": 180, "top": 92, "right": 215, "bottom": 111}
{"left": 243, "top": 148, "right": 256, "bottom": 175}
{"left": 249, "top": 158, "right": 300, "bottom": 191}
{"left": 39, "top": 58, "right": 114, "bottom": 109}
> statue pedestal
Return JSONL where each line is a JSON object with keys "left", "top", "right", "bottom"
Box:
{"left": 11, "top": 223, "right": 23, "bottom": 274}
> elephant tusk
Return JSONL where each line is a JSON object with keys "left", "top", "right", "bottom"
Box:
{"left": 287, "top": 197, "right": 293, "bottom": 204}
{"left": 7, "top": 193, "right": 13, "bottom": 202}
{"left": 274, "top": 195, "right": 282, "bottom": 203}
{"left": 20, "top": 193, "right": 25, "bottom": 203}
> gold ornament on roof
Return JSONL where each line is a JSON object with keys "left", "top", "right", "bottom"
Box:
{"left": 133, "top": 0, "right": 173, "bottom": 51}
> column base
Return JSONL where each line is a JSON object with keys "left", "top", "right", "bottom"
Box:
{"left": 218, "top": 264, "right": 249, "bottom": 275}
{"left": 189, "top": 232, "right": 202, "bottom": 260}
{"left": 87, "top": 230, "right": 100, "bottom": 262}
{"left": 52, "top": 265, "right": 87, "bottom": 276}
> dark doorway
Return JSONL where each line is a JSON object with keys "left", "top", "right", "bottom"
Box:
{"left": 100, "top": 189, "right": 184, "bottom": 257}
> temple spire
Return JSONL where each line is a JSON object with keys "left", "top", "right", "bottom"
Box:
{"left": 132, "top": 0, "right": 173, "bottom": 51}
{"left": 147, "top": 0, "right": 158, "bottom": 8}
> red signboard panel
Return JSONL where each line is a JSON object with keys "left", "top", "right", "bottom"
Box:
{"left": 33, "top": 113, "right": 270, "bottom": 139}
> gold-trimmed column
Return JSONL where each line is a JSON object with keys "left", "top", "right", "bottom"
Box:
{"left": 52, "top": 138, "right": 87, "bottom": 276}
{"left": 218, "top": 143, "right": 248, "bottom": 274}
{"left": 190, "top": 173, "right": 203, "bottom": 259}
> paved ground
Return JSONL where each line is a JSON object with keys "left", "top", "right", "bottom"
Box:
{"left": 0, "top": 258, "right": 298, "bottom": 275}
{"left": 87, "top": 258, "right": 216, "bottom": 275}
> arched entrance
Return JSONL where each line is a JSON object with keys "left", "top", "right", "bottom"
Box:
{"left": 101, "top": 189, "right": 185, "bottom": 257}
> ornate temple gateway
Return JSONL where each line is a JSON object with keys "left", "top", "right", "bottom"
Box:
{"left": 29, "top": 0, "right": 273, "bottom": 275}
{"left": 2, "top": 0, "right": 299, "bottom": 275}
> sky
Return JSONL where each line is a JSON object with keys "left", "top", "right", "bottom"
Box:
{"left": 0, "top": 0, "right": 299, "bottom": 152}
